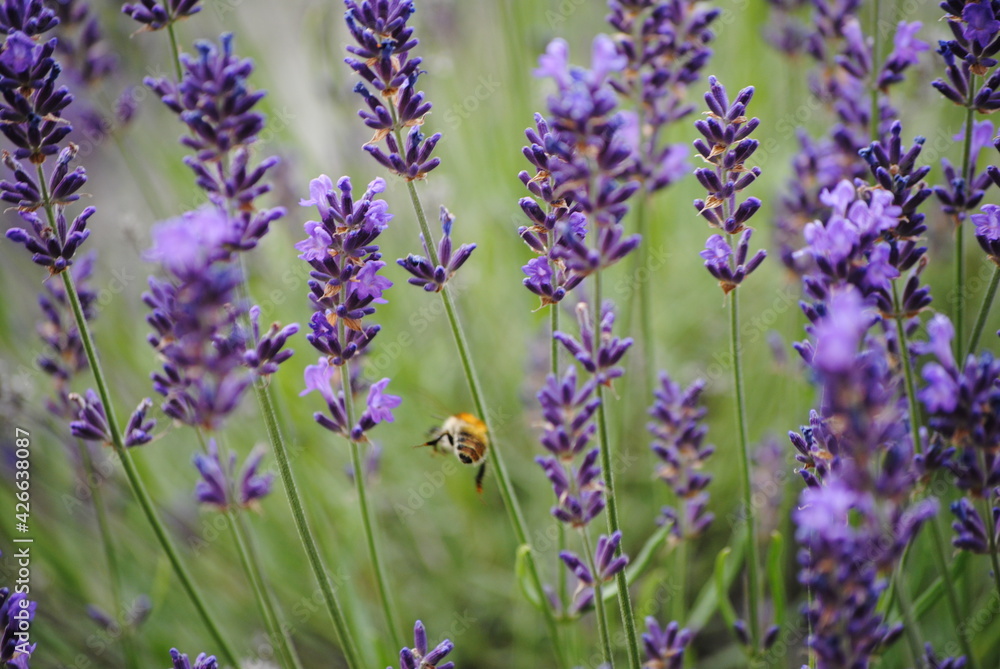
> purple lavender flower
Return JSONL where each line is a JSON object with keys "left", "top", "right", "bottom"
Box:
{"left": 936, "top": 120, "right": 993, "bottom": 224}
{"left": 243, "top": 307, "right": 299, "bottom": 377}
{"left": 397, "top": 207, "right": 476, "bottom": 292}
{"left": 934, "top": 4, "right": 1000, "bottom": 111}
{"left": 877, "top": 22, "right": 929, "bottom": 88}
{"left": 605, "top": 0, "right": 717, "bottom": 192}
{"left": 924, "top": 643, "right": 968, "bottom": 669}
{"left": 122, "top": 0, "right": 201, "bottom": 32}
{"left": 700, "top": 230, "right": 766, "bottom": 294}
{"left": 972, "top": 202, "right": 1000, "bottom": 261}
{"left": 395, "top": 620, "right": 454, "bottom": 669}
{"left": 69, "top": 390, "right": 154, "bottom": 448}
{"left": 641, "top": 618, "right": 692, "bottom": 669}
{"left": 692, "top": 76, "right": 762, "bottom": 235}
{"left": 35, "top": 251, "right": 93, "bottom": 417}
{"left": 553, "top": 301, "right": 633, "bottom": 388}
{"left": 298, "top": 174, "right": 393, "bottom": 369}
{"left": 536, "top": 449, "right": 605, "bottom": 527}
{"left": 168, "top": 648, "right": 216, "bottom": 669}
{"left": 648, "top": 373, "right": 714, "bottom": 540}
{"left": 951, "top": 496, "right": 1000, "bottom": 554}
{"left": 344, "top": 0, "right": 441, "bottom": 181}
{"left": 558, "top": 531, "right": 629, "bottom": 614}
{"left": 193, "top": 440, "right": 274, "bottom": 510}
{"left": 0, "top": 577, "right": 35, "bottom": 669}
{"left": 536, "top": 366, "right": 599, "bottom": 460}
{"left": 146, "top": 34, "right": 284, "bottom": 253}
{"left": 0, "top": 0, "right": 58, "bottom": 36}
{"left": 350, "top": 377, "right": 402, "bottom": 440}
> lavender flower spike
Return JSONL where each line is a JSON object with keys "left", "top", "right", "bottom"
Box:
{"left": 169, "top": 648, "right": 217, "bottom": 669}
{"left": 642, "top": 618, "right": 693, "bottom": 669}
{"left": 553, "top": 301, "right": 633, "bottom": 387}
{"left": 397, "top": 206, "right": 476, "bottom": 292}
{"left": 122, "top": 0, "right": 201, "bottom": 33}
{"left": 192, "top": 439, "right": 274, "bottom": 511}
{"left": 1, "top": 574, "right": 36, "bottom": 669}
{"left": 70, "top": 390, "right": 155, "bottom": 447}
{"left": 395, "top": 620, "right": 455, "bottom": 669}
{"left": 700, "top": 230, "right": 766, "bottom": 295}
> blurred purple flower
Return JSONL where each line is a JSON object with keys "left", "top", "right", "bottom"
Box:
{"left": 396, "top": 620, "right": 454, "bottom": 669}
{"left": 193, "top": 440, "right": 274, "bottom": 510}
{"left": 168, "top": 648, "right": 216, "bottom": 669}
{"left": 398, "top": 207, "right": 476, "bottom": 292}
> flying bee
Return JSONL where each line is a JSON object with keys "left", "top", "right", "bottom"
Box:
{"left": 417, "top": 413, "right": 489, "bottom": 493}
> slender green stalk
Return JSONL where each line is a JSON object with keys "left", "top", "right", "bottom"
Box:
{"left": 580, "top": 524, "right": 615, "bottom": 668}
{"left": 966, "top": 265, "right": 1000, "bottom": 357}
{"left": 671, "top": 527, "right": 687, "bottom": 624}
{"left": 956, "top": 79, "right": 978, "bottom": 355}
{"left": 340, "top": 355, "right": 403, "bottom": 651}
{"left": 43, "top": 159, "right": 240, "bottom": 665}
{"left": 633, "top": 193, "right": 656, "bottom": 396}
{"left": 76, "top": 440, "right": 140, "bottom": 669}
{"left": 166, "top": 21, "right": 184, "bottom": 81}
{"left": 869, "top": 0, "right": 881, "bottom": 144}
{"left": 593, "top": 271, "right": 643, "bottom": 669}
{"left": 229, "top": 510, "right": 304, "bottom": 669}
{"left": 252, "top": 379, "right": 362, "bottom": 669}
{"left": 891, "top": 283, "right": 978, "bottom": 666}
{"left": 892, "top": 569, "right": 924, "bottom": 667}
{"left": 977, "top": 451, "right": 1000, "bottom": 603}
{"left": 728, "top": 281, "right": 761, "bottom": 649}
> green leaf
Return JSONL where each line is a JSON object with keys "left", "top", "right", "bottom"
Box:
{"left": 688, "top": 528, "right": 745, "bottom": 630}
{"left": 766, "top": 530, "right": 787, "bottom": 630}
{"left": 714, "top": 547, "right": 739, "bottom": 632}
{"left": 515, "top": 544, "right": 543, "bottom": 610}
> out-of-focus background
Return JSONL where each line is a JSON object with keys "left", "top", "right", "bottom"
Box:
{"left": 0, "top": 1, "right": 994, "bottom": 667}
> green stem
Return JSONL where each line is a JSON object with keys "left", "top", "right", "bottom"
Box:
{"left": 61, "top": 270, "right": 241, "bottom": 667}
{"left": 977, "top": 452, "right": 1000, "bottom": 604}
{"left": 341, "top": 356, "right": 403, "bottom": 651}
{"left": 593, "top": 271, "right": 643, "bottom": 669}
{"left": 892, "top": 283, "right": 978, "bottom": 666}
{"left": 581, "top": 524, "right": 615, "bottom": 668}
{"left": 956, "top": 78, "right": 977, "bottom": 356}
{"left": 729, "top": 282, "right": 761, "bottom": 649}
{"left": 252, "top": 380, "right": 362, "bottom": 668}
{"left": 671, "top": 532, "right": 687, "bottom": 625}
{"left": 230, "top": 510, "right": 304, "bottom": 669}
{"left": 966, "top": 264, "right": 1000, "bottom": 358}
{"left": 892, "top": 568, "right": 924, "bottom": 668}
{"left": 166, "top": 21, "right": 184, "bottom": 81}
{"left": 634, "top": 193, "right": 655, "bottom": 396}
{"left": 76, "top": 440, "right": 140, "bottom": 669}
{"left": 869, "top": 0, "right": 881, "bottom": 144}
{"left": 397, "top": 175, "right": 567, "bottom": 669}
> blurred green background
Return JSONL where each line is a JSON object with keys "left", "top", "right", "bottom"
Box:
{"left": 1, "top": 0, "right": 998, "bottom": 667}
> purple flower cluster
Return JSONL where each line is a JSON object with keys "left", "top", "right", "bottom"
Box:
{"left": 641, "top": 618, "right": 692, "bottom": 669}
{"left": 517, "top": 36, "right": 641, "bottom": 305}
{"left": 934, "top": 2, "right": 1000, "bottom": 108}
{"left": 146, "top": 33, "right": 284, "bottom": 253}
{"left": 557, "top": 530, "right": 629, "bottom": 616}
{"left": 344, "top": 0, "right": 440, "bottom": 181}
{"left": 192, "top": 439, "right": 273, "bottom": 511}
{"left": 1, "top": 11, "right": 98, "bottom": 274}
{"left": 692, "top": 76, "right": 766, "bottom": 291}
{"left": 394, "top": 621, "right": 454, "bottom": 669}
{"left": 168, "top": 648, "right": 216, "bottom": 669}
{"left": 397, "top": 206, "right": 476, "bottom": 292}
{"left": 764, "top": 3, "right": 928, "bottom": 271}
{"left": 69, "top": 390, "right": 154, "bottom": 448}
{"left": 916, "top": 314, "right": 1000, "bottom": 554}
{"left": 35, "top": 252, "right": 93, "bottom": 417}
{"left": 553, "top": 301, "right": 633, "bottom": 388}
{"left": 143, "top": 210, "right": 249, "bottom": 429}
{"left": 122, "top": 0, "right": 200, "bottom": 32}
{"left": 789, "top": 287, "right": 937, "bottom": 667}
{"left": 606, "top": 0, "right": 719, "bottom": 192}
{"left": 297, "top": 175, "right": 401, "bottom": 440}
{"left": 648, "top": 373, "right": 714, "bottom": 541}
{"left": 0, "top": 564, "right": 35, "bottom": 669}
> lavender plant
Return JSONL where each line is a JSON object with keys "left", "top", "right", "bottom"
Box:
{"left": 0, "top": 4, "right": 241, "bottom": 664}
{"left": 690, "top": 74, "right": 767, "bottom": 652}
{"left": 297, "top": 172, "right": 403, "bottom": 653}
